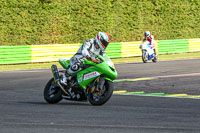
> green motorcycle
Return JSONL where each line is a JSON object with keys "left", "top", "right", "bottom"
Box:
{"left": 43, "top": 55, "right": 118, "bottom": 106}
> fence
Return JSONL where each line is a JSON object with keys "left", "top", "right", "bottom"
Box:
{"left": 0, "top": 38, "right": 200, "bottom": 65}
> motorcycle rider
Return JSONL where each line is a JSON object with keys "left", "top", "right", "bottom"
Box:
{"left": 140, "top": 31, "right": 156, "bottom": 59}
{"left": 60, "top": 32, "right": 110, "bottom": 85}
{"left": 140, "top": 31, "right": 155, "bottom": 50}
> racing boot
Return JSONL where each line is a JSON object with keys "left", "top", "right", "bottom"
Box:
{"left": 60, "top": 71, "right": 71, "bottom": 85}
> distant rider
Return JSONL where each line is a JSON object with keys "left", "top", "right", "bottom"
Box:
{"left": 60, "top": 32, "right": 110, "bottom": 85}
{"left": 140, "top": 31, "right": 156, "bottom": 51}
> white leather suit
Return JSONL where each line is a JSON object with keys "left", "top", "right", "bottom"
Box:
{"left": 67, "top": 38, "right": 104, "bottom": 75}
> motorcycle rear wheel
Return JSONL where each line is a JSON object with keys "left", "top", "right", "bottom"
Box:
{"left": 88, "top": 80, "right": 113, "bottom": 106}
{"left": 44, "top": 78, "right": 63, "bottom": 104}
{"left": 152, "top": 56, "right": 157, "bottom": 63}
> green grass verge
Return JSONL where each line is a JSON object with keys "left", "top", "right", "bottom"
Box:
{"left": 0, "top": 52, "right": 200, "bottom": 71}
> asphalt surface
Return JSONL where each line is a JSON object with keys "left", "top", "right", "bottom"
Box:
{"left": 0, "top": 59, "right": 200, "bottom": 133}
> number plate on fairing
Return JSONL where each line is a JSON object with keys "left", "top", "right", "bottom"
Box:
{"left": 83, "top": 72, "right": 100, "bottom": 80}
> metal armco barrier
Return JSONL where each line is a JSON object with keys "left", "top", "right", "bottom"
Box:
{"left": 0, "top": 46, "right": 32, "bottom": 64}
{"left": 158, "top": 39, "right": 189, "bottom": 54}
{"left": 0, "top": 38, "right": 200, "bottom": 65}
{"left": 31, "top": 44, "right": 80, "bottom": 63}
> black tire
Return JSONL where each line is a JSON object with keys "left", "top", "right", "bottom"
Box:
{"left": 152, "top": 55, "right": 157, "bottom": 63}
{"left": 88, "top": 80, "right": 113, "bottom": 106}
{"left": 142, "top": 50, "right": 148, "bottom": 63}
{"left": 44, "top": 78, "right": 63, "bottom": 104}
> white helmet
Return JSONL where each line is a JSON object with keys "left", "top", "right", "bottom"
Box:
{"left": 95, "top": 32, "right": 110, "bottom": 50}
{"left": 144, "top": 31, "right": 150, "bottom": 37}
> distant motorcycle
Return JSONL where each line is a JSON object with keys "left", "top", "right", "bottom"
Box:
{"left": 43, "top": 55, "right": 117, "bottom": 106}
{"left": 140, "top": 43, "right": 157, "bottom": 63}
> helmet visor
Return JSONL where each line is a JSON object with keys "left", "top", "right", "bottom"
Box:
{"left": 100, "top": 38, "right": 109, "bottom": 48}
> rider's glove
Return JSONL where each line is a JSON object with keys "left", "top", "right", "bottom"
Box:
{"left": 86, "top": 55, "right": 92, "bottom": 61}
{"left": 139, "top": 44, "right": 142, "bottom": 49}
{"left": 91, "top": 59, "right": 100, "bottom": 63}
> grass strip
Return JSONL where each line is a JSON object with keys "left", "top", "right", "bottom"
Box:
{"left": 143, "top": 93, "right": 166, "bottom": 96}
{"left": 127, "top": 92, "right": 145, "bottom": 94}
{"left": 1, "top": 52, "right": 200, "bottom": 71}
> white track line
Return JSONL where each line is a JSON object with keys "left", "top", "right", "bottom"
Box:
{"left": 114, "top": 93, "right": 200, "bottom": 100}
{"left": 114, "top": 72, "right": 200, "bottom": 82}
{"left": 154, "top": 72, "right": 200, "bottom": 79}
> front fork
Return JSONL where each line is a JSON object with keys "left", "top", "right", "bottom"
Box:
{"left": 142, "top": 50, "right": 148, "bottom": 58}
{"left": 90, "top": 76, "right": 106, "bottom": 95}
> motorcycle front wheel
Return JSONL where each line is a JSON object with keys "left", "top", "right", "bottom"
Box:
{"left": 88, "top": 80, "right": 113, "bottom": 106}
{"left": 142, "top": 50, "right": 148, "bottom": 63}
{"left": 43, "top": 78, "right": 63, "bottom": 104}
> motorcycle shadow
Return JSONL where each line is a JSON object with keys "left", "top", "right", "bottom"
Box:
{"left": 17, "top": 101, "right": 90, "bottom": 106}
{"left": 124, "top": 62, "right": 147, "bottom": 64}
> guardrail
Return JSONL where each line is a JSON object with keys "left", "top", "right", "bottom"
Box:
{"left": 0, "top": 46, "right": 32, "bottom": 64}
{"left": 0, "top": 38, "right": 200, "bottom": 65}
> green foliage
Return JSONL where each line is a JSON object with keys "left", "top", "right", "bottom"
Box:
{"left": 0, "top": 0, "right": 200, "bottom": 45}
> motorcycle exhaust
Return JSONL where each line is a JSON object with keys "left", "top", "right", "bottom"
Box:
{"left": 51, "top": 64, "right": 71, "bottom": 97}
{"left": 51, "top": 64, "right": 60, "bottom": 82}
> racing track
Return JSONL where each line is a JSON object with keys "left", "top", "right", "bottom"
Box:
{"left": 0, "top": 59, "right": 200, "bottom": 133}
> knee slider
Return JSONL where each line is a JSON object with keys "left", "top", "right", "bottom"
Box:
{"left": 71, "top": 62, "right": 81, "bottom": 71}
